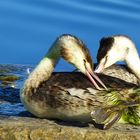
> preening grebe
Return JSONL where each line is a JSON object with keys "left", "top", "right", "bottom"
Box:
{"left": 95, "top": 35, "right": 140, "bottom": 85}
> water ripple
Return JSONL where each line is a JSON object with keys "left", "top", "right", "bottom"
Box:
{"left": 0, "top": 0, "right": 140, "bottom": 64}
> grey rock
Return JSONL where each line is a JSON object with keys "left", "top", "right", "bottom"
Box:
{"left": 0, "top": 115, "right": 139, "bottom": 140}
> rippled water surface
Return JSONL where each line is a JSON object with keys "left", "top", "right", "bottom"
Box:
{"left": 0, "top": 64, "right": 32, "bottom": 116}
{"left": 0, "top": 0, "right": 140, "bottom": 71}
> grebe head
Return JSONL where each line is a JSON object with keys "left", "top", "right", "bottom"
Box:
{"left": 59, "top": 34, "right": 107, "bottom": 90}
{"left": 59, "top": 34, "right": 93, "bottom": 74}
{"left": 95, "top": 35, "right": 133, "bottom": 73}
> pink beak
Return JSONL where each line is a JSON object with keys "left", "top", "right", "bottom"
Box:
{"left": 94, "top": 63, "right": 104, "bottom": 73}
{"left": 86, "top": 69, "right": 107, "bottom": 90}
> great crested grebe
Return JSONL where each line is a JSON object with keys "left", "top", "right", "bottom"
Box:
{"left": 20, "top": 34, "right": 140, "bottom": 129}
{"left": 20, "top": 34, "right": 106, "bottom": 118}
{"left": 95, "top": 35, "right": 140, "bottom": 85}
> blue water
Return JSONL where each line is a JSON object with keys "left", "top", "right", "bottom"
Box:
{"left": 0, "top": 0, "right": 140, "bottom": 71}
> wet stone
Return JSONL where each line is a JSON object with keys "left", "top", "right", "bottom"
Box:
{"left": 0, "top": 75, "right": 20, "bottom": 82}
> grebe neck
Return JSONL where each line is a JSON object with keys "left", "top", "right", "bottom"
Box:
{"left": 125, "top": 44, "right": 140, "bottom": 80}
{"left": 22, "top": 42, "right": 61, "bottom": 94}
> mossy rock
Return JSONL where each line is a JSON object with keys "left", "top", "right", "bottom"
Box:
{"left": 0, "top": 75, "right": 20, "bottom": 82}
{"left": 0, "top": 69, "right": 10, "bottom": 74}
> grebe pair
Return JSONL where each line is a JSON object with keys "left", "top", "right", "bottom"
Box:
{"left": 20, "top": 34, "right": 140, "bottom": 129}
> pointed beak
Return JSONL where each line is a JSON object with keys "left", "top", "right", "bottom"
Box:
{"left": 94, "top": 63, "right": 104, "bottom": 73}
{"left": 85, "top": 69, "right": 107, "bottom": 90}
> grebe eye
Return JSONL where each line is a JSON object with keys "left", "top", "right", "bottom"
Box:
{"left": 83, "top": 59, "right": 86, "bottom": 64}
{"left": 104, "top": 56, "right": 108, "bottom": 64}
{"left": 83, "top": 59, "right": 87, "bottom": 68}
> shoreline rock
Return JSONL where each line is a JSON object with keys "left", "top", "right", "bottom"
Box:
{"left": 0, "top": 115, "right": 139, "bottom": 140}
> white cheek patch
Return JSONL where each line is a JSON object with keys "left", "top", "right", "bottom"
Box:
{"left": 104, "top": 46, "right": 122, "bottom": 68}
